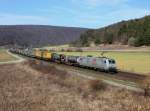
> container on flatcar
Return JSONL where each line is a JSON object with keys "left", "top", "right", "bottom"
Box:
{"left": 60, "top": 54, "right": 66, "bottom": 63}
{"left": 23, "top": 49, "right": 29, "bottom": 56}
{"left": 42, "top": 50, "right": 52, "bottom": 60}
{"left": 27, "top": 49, "right": 35, "bottom": 57}
{"left": 34, "top": 49, "right": 42, "bottom": 58}
{"left": 65, "top": 55, "right": 79, "bottom": 65}
{"left": 51, "top": 53, "right": 61, "bottom": 62}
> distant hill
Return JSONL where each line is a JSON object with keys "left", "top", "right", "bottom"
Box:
{"left": 75, "top": 15, "right": 150, "bottom": 47}
{"left": 0, "top": 25, "right": 88, "bottom": 47}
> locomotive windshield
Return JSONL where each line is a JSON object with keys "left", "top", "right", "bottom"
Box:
{"left": 109, "top": 59, "right": 116, "bottom": 64}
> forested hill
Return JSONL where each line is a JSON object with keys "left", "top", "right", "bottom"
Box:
{"left": 0, "top": 25, "right": 88, "bottom": 47}
{"left": 75, "top": 15, "right": 150, "bottom": 47}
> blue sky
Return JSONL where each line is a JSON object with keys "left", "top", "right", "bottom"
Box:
{"left": 0, "top": 0, "right": 150, "bottom": 28}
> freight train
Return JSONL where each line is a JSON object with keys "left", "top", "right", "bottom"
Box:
{"left": 10, "top": 48, "right": 118, "bottom": 73}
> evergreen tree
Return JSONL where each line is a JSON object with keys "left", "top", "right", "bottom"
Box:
{"left": 94, "top": 38, "right": 101, "bottom": 45}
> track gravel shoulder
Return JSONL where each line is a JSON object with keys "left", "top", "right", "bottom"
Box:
{"left": 67, "top": 68, "right": 144, "bottom": 92}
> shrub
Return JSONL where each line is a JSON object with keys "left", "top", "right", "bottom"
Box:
{"left": 94, "top": 38, "right": 101, "bottom": 45}
{"left": 66, "top": 49, "right": 73, "bottom": 52}
{"left": 88, "top": 80, "right": 106, "bottom": 91}
{"left": 128, "top": 37, "right": 136, "bottom": 46}
{"left": 60, "top": 48, "right": 65, "bottom": 52}
{"left": 134, "top": 36, "right": 145, "bottom": 46}
{"left": 75, "top": 48, "right": 83, "bottom": 52}
{"left": 142, "top": 76, "right": 150, "bottom": 97}
{"left": 28, "top": 60, "right": 68, "bottom": 79}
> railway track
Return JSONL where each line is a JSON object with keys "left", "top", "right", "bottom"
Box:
{"left": 11, "top": 52, "right": 146, "bottom": 92}
{"left": 117, "top": 71, "right": 146, "bottom": 81}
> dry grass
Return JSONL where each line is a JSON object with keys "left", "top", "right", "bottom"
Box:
{"left": 141, "top": 76, "right": 150, "bottom": 97}
{"left": 88, "top": 80, "right": 106, "bottom": 91}
{"left": 28, "top": 60, "right": 68, "bottom": 79}
{"left": 0, "top": 49, "right": 17, "bottom": 62}
{"left": 0, "top": 61, "right": 150, "bottom": 111}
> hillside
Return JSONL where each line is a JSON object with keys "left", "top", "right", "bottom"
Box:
{"left": 0, "top": 25, "right": 88, "bottom": 47}
{"left": 75, "top": 15, "right": 150, "bottom": 47}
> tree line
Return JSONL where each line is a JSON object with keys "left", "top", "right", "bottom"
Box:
{"left": 75, "top": 15, "right": 150, "bottom": 47}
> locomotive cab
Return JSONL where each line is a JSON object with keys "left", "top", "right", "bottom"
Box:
{"left": 106, "top": 59, "right": 117, "bottom": 73}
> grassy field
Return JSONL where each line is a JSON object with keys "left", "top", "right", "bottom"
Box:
{"left": 57, "top": 51, "right": 150, "bottom": 75}
{"left": 0, "top": 49, "right": 17, "bottom": 62}
{"left": 42, "top": 44, "right": 69, "bottom": 50}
